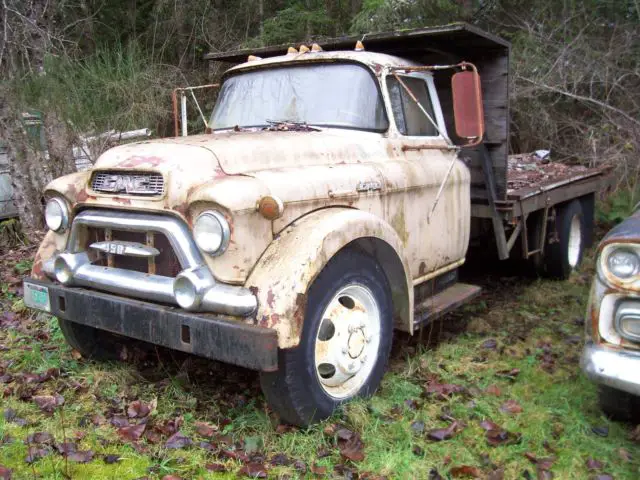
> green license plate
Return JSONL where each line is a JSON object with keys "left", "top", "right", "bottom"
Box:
{"left": 24, "top": 282, "right": 51, "bottom": 312}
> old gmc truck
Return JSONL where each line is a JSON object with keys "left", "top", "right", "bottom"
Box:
{"left": 23, "top": 24, "right": 605, "bottom": 425}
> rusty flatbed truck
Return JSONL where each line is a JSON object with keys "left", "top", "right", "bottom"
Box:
{"left": 23, "top": 23, "right": 605, "bottom": 425}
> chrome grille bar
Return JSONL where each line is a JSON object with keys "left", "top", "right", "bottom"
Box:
{"left": 91, "top": 171, "right": 164, "bottom": 195}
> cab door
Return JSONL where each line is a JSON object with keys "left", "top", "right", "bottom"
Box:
{"left": 379, "top": 71, "right": 470, "bottom": 281}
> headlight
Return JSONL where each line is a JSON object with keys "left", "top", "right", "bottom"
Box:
{"left": 193, "top": 210, "right": 230, "bottom": 255}
{"left": 606, "top": 248, "right": 640, "bottom": 279}
{"left": 44, "top": 198, "right": 69, "bottom": 232}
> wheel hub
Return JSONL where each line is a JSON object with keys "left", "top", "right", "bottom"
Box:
{"left": 314, "top": 284, "right": 381, "bottom": 399}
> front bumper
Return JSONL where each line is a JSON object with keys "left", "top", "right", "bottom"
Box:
{"left": 581, "top": 341, "right": 640, "bottom": 396}
{"left": 25, "top": 278, "right": 278, "bottom": 371}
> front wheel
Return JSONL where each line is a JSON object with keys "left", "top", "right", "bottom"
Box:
{"left": 598, "top": 385, "right": 640, "bottom": 422}
{"left": 260, "top": 249, "right": 393, "bottom": 426}
{"left": 58, "top": 318, "right": 130, "bottom": 361}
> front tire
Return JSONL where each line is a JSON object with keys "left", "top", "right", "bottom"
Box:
{"left": 58, "top": 318, "right": 129, "bottom": 361}
{"left": 598, "top": 385, "right": 640, "bottom": 422}
{"left": 544, "top": 200, "right": 585, "bottom": 279}
{"left": 260, "top": 249, "right": 393, "bottom": 426}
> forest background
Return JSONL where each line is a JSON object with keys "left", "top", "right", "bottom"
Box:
{"left": 0, "top": 0, "right": 639, "bottom": 232}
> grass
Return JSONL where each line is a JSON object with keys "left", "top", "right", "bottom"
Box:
{"left": 1, "top": 245, "right": 639, "bottom": 479}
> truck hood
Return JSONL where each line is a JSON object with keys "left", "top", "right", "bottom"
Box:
{"left": 94, "top": 129, "right": 383, "bottom": 175}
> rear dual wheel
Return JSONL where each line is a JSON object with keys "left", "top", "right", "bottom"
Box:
{"left": 260, "top": 250, "right": 393, "bottom": 426}
{"left": 544, "top": 200, "right": 585, "bottom": 279}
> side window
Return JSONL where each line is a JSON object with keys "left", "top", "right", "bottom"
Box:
{"left": 387, "top": 76, "right": 438, "bottom": 136}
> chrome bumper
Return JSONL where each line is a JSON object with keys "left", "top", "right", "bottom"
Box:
{"left": 581, "top": 342, "right": 640, "bottom": 396}
{"left": 46, "top": 210, "right": 257, "bottom": 317}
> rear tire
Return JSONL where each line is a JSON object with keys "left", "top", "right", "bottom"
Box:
{"left": 598, "top": 385, "right": 640, "bottom": 422}
{"left": 58, "top": 318, "right": 129, "bottom": 361}
{"left": 544, "top": 200, "right": 585, "bottom": 279}
{"left": 260, "top": 249, "right": 393, "bottom": 426}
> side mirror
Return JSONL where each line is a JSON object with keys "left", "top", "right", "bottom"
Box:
{"left": 452, "top": 69, "right": 485, "bottom": 144}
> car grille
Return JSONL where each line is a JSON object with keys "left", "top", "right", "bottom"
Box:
{"left": 91, "top": 171, "right": 164, "bottom": 196}
{"left": 86, "top": 227, "right": 181, "bottom": 278}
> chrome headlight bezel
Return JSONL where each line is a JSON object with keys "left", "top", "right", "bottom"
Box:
{"left": 599, "top": 243, "right": 640, "bottom": 285}
{"left": 44, "top": 197, "right": 70, "bottom": 232}
{"left": 193, "top": 210, "right": 230, "bottom": 256}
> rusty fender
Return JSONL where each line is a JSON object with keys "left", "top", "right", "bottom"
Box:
{"left": 246, "top": 208, "right": 414, "bottom": 349}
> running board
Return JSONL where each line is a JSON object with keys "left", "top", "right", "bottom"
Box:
{"left": 414, "top": 283, "right": 482, "bottom": 328}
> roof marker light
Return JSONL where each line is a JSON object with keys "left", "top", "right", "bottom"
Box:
{"left": 311, "top": 43, "right": 323, "bottom": 52}
{"left": 355, "top": 40, "right": 365, "bottom": 51}
{"left": 299, "top": 45, "right": 310, "bottom": 53}
{"left": 247, "top": 55, "right": 262, "bottom": 62}
{"left": 287, "top": 47, "right": 298, "bottom": 54}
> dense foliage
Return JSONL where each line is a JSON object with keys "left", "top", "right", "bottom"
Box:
{"left": 0, "top": 0, "right": 639, "bottom": 228}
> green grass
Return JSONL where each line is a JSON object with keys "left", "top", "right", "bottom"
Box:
{"left": 1, "top": 248, "right": 639, "bottom": 479}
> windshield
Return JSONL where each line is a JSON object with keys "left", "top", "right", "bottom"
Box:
{"left": 210, "top": 63, "right": 389, "bottom": 132}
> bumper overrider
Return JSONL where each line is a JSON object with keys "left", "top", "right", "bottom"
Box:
{"left": 24, "top": 209, "right": 278, "bottom": 371}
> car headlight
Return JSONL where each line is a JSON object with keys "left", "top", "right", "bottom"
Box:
{"left": 44, "top": 198, "right": 69, "bottom": 232}
{"left": 193, "top": 210, "right": 230, "bottom": 255}
{"left": 606, "top": 248, "right": 640, "bottom": 280}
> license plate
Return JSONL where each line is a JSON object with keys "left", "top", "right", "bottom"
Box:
{"left": 24, "top": 282, "right": 51, "bottom": 312}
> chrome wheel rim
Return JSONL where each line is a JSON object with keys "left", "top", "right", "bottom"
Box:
{"left": 314, "top": 284, "right": 381, "bottom": 399}
{"left": 568, "top": 215, "right": 582, "bottom": 268}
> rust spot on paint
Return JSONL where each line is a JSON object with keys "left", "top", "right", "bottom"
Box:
{"left": 113, "top": 197, "right": 132, "bottom": 205}
{"left": 31, "top": 259, "right": 44, "bottom": 280}
{"left": 76, "top": 188, "right": 89, "bottom": 202}
{"left": 293, "top": 292, "right": 307, "bottom": 331}
{"left": 267, "top": 289, "right": 275, "bottom": 309}
{"left": 117, "top": 155, "right": 164, "bottom": 168}
{"left": 270, "top": 313, "right": 280, "bottom": 325}
{"left": 419, "top": 262, "right": 427, "bottom": 276}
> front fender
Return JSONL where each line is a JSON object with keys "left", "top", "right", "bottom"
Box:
{"left": 247, "top": 208, "right": 413, "bottom": 349}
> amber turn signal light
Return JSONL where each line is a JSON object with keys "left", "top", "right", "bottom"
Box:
{"left": 258, "top": 195, "right": 284, "bottom": 220}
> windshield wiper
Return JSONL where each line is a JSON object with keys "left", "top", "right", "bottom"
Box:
{"left": 264, "top": 119, "right": 319, "bottom": 132}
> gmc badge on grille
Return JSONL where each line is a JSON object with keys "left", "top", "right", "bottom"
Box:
{"left": 98, "top": 174, "right": 157, "bottom": 195}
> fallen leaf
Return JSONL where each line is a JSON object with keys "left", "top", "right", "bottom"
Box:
{"left": 161, "top": 476, "right": 183, "bottom": 480}
{"left": 481, "top": 338, "right": 498, "bottom": 349}
{"left": 450, "top": 465, "right": 482, "bottom": 477}
{"left": 338, "top": 430, "right": 365, "bottom": 462}
{"left": 500, "top": 399, "right": 523, "bottom": 414}
{"left": 412, "top": 445, "right": 424, "bottom": 456}
{"left": 194, "top": 421, "right": 217, "bottom": 437}
{"left": 425, "top": 381, "right": 466, "bottom": 398}
{"left": 618, "top": 447, "right": 632, "bottom": 462}
{"left": 165, "top": 431, "right": 192, "bottom": 449}
{"left": 293, "top": 460, "right": 307, "bottom": 472}
{"left": 484, "top": 385, "right": 502, "bottom": 396}
{"left": 487, "top": 468, "right": 504, "bottom": 480}
{"left": 479, "top": 420, "right": 501, "bottom": 431}
{"left": 67, "top": 450, "right": 94, "bottom": 463}
{"left": 55, "top": 442, "right": 77, "bottom": 455}
{"left": 117, "top": 423, "right": 146, "bottom": 442}
{"left": 429, "top": 468, "right": 444, "bottom": 480}
{"left": 110, "top": 415, "right": 130, "bottom": 427}
{"left": 0, "top": 465, "right": 11, "bottom": 480}
{"left": 481, "top": 420, "right": 521, "bottom": 447}
{"left": 411, "top": 420, "right": 425, "bottom": 434}
{"left": 127, "top": 399, "right": 156, "bottom": 419}
{"left": 311, "top": 463, "right": 327, "bottom": 475}
{"left": 427, "top": 421, "right": 459, "bottom": 442}
{"left": 206, "top": 463, "right": 226, "bottom": 472}
{"left": 404, "top": 399, "right": 420, "bottom": 410}
{"left": 586, "top": 458, "right": 603, "bottom": 471}
{"left": 591, "top": 426, "right": 609, "bottom": 437}
{"left": 25, "top": 446, "right": 49, "bottom": 463}
{"left": 103, "top": 454, "right": 121, "bottom": 464}
{"left": 27, "top": 432, "right": 54, "bottom": 445}
{"left": 270, "top": 453, "right": 291, "bottom": 466}
{"left": 32, "top": 394, "right": 64, "bottom": 413}
{"left": 592, "top": 475, "right": 613, "bottom": 480}
{"left": 239, "top": 463, "right": 268, "bottom": 478}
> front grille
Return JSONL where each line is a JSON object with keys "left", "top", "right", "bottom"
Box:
{"left": 86, "top": 227, "right": 181, "bottom": 277}
{"left": 91, "top": 171, "right": 164, "bottom": 196}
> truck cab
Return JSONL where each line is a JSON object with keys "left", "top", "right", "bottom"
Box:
{"left": 24, "top": 24, "right": 604, "bottom": 425}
